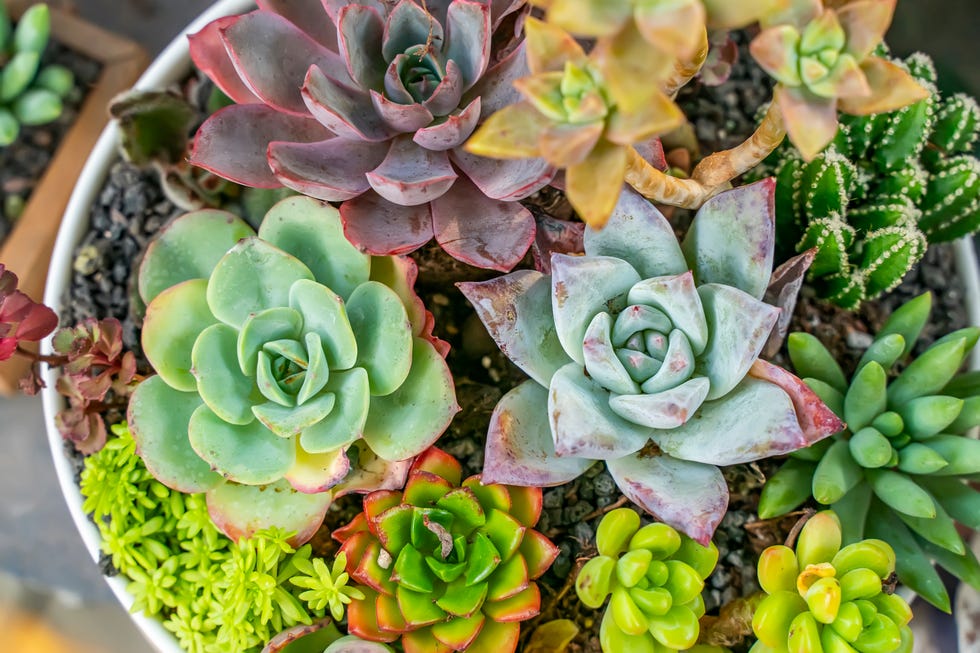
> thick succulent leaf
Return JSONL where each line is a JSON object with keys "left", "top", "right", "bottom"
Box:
{"left": 608, "top": 377, "right": 711, "bottom": 429}
{"left": 256, "top": 0, "right": 337, "bottom": 49}
{"left": 462, "top": 102, "right": 549, "bottom": 160}
{"left": 838, "top": 57, "right": 929, "bottom": 116}
{"left": 237, "top": 308, "right": 303, "bottom": 376}
{"left": 483, "top": 380, "right": 594, "bottom": 486}
{"left": 603, "top": 85, "right": 685, "bottom": 147}
{"left": 450, "top": 146, "right": 554, "bottom": 202}
{"left": 607, "top": 453, "right": 728, "bottom": 545}
{"left": 414, "top": 98, "right": 482, "bottom": 151}
{"left": 431, "top": 177, "right": 536, "bottom": 271}
{"left": 142, "top": 279, "right": 218, "bottom": 392}
{"left": 188, "top": 17, "right": 260, "bottom": 105}
{"left": 188, "top": 404, "right": 295, "bottom": 485}
{"left": 258, "top": 197, "right": 371, "bottom": 300}
{"left": 582, "top": 312, "right": 640, "bottom": 395}
{"left": 650, "top": 377, "right": 810, "bottom": 465}
{"left": 368, "top": 255, "right": 429, "bottom": 339}
{"left": 341, "top": 192, "right": 434, "bottom": 256}
{"left": 566, "top": 140, "right": 631, "bottom": 229}
{"left": 775, "top": 84, "right": 839, "bottom": 161}
{"left": 253, "top": 391, "right": 336, "bottom": 438}
{"left": 362, "top": 338, "right": 458, "bottom": 460}
{"left": 289, "top": 279, "right": 358, "bottom": 370}
{"left": 697, "top": 284, "right": 780, "bottom": 400}
{"left": 748, "top": 360, "right": 844, "bottom": 441}
{"left": 207, "top": 239, "right": 314, "bottom": 328}
{"left": 371, "top": 87, "right": 435, "bottom": 132}
{"left": 286, "top": 446, "right": 350, "bottom": 493}
{"left": 423, "top": 60, "right": 466, "bottom": 116}
{"left": 382, "top": 0, "right": 443, "bottom": 61}
{"left": 458, "top": 270, "right": 571, "bottom": 388}
{"left": 839, "top": 0, "right": 895, "bottom": 60}
{"left": 221, "top": 11, "right": 350, "bottom": 115}
{"left": 302, "top": 66, "right": 393, "bottom": 142}
{"left": 190, "top": 105, "right": 331, "bottom": 188}
{"left": 469, "top": 41, "right": 528, "bottom": 117}
{"left": 682, "top": 179, "right": 776, "bottom": 300}
{"left": 346, "top": 281, "right": 413, "bottom": 395}
{"left": 268, "top": 137, "right": 388, "bottom": 202}
{"left": 366, "top": 136, "right": 458, "bottom": 205}
{"left": 627, "top": 271, "right": 709, "bottom": 355}
{"left": 300, "top": 368, "right": 370, "bottom": 453}
{"left": 551, "top": 254, "right": 641, "bottom": 364}
{"left": 549, "top": 363, "right": 654, "bottom": 459}
{"left": 535, "top": 120, "right": 604, "bottom": 169}
{"left": 138, "top": 209, "right": 255, "bottom": 305}
{"left": 584, "top": 187, "right": 687, "bottom": 280}
{"left": 543, "top": 0, "right": 630, "bottom": 37}
{"left": 523, "top": 16, "right": 586, "bottom": 74}
{"left": 207, "top": 478, "right": 332, "bottom": 545}
{"left": 337, "top": 4, "right": 385, "bottom": 90}
{"left": 444, "top": 0, "right": 491, "bottom": 89}
{"left": 750, "top": 25, "right": 803, "bottom": 86}
{"left": 127, "top": 376, "right": 222, "bottom": 493}
{"left": 193, "top": 323, "right": 258, "bottom": 425}
{"left": 633, "top": 0, "right": 706, "bottom": 58}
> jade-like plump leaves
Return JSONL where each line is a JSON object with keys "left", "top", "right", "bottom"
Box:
{"left": 129, "top": 197, "right": 458, "bottom": 544}
{"left": 760, "top": 292, "right": 980, "bottom": 611}
{"left": 575, "top": 509, "right": 717, "bottom": 652}
{"left": 333, "top": 448, "right": 559, "bottom": 653}
{"left": 460, "top": 182, "right": 842, "bottom": 545}
{"left": 752, "top": 510, "right": 912, "bottom": 653}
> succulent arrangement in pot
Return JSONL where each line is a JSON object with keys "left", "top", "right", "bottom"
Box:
{"left": 8, "top": 0, "right": 978, "bottom": 652}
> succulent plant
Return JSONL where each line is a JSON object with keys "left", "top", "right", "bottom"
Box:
{"left": 0, "top": 3, "right": 74, "bottom": 146}
{"left": 127, "top": 196, "right": 458, "bottom": 544}
{"left": 188, "top": 0, "right": 550, "bottom": 271}
{"left": 763, "top": 53, "right": 980, "bottom": 308}
{"left": 749, "top": 0, "right": 928, "bottom": 160}
{"left": 0, "top": 262, "right": 56, "bottom": 361}
{"left": 459, "top": 180, "right": 842, "bottom": 545}
{"left": 759, "top": 293, "right": 980, "bottom": 611}
{"left": 752, "top": 510, "right": 913, "bottom": 653}
{"left": 575, "top": 508, "right": 718, "bottom": 652}
{"left": 332, "top": 447, "right": 559, "bottom": 652}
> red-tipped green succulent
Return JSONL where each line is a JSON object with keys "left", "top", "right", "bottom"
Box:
{"left": 459, "top": 181, "right": 842, "bottom": 545}
{"left": 188, "top": 0, "right": 550, "bottom": 271}
{"left": 466, "top": 17, "right": 684, "bottom": 227}
{"left": 752, "top": 511, "right": 913, "bottom": 653}
{"left": 0, "top": 263, "right": 56, "bottom": 360}
{"left": 750, "top": 0, "right": 928, "bottom": 159}
{"left": 575, "top": 508, "right": 719, "bottom": 652}
{"left": 127, "top": 196, "right": 458, "bottom": 544}
{"left": 333, "top": 447, "right": 559, "bottom": 653}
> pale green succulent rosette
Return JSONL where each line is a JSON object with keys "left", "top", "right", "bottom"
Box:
{"left": 127, "top": 196, "right": 458, "bottom": 544}
{"left": 459, "top": 181, "right": 842, "bottom": 545}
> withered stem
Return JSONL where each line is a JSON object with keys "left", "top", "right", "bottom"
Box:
{"left": 691, "top": 101, "right": 786, "bottom": 188}
{"left": 663, "top": 28, "right": 709, "bottom": 98}
{"left": 624, "top": 147, "right": 711, "bottom": 208}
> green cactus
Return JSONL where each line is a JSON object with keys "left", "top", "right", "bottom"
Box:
{"left": 763, "top": 52, "right": 980, "bottom": 309}
{"left": 759, "top": 293, "right": 980, "bottom": 612}
{"left": 575, "top": 508, "right": 718, "bottom": 653}
{"left": 752, "top": 511, "right": 913, "bottom": 653}
{"left": 0, "top": 3, "right": 74, "bottom": 146}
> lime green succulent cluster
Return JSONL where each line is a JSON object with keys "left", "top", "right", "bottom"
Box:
{"left": 752, "top": 511, "right": 912, "bottom": 653}
{"left": 80, "top": 422, "right": 361, "bottom": 653}
{"left": 0, "top": 2, "right": 73, "bottom": 146}
{"left": 766, "top": 52, "right": 980, "bottom": 308}
{"left": 759, "top": 293, "right": 980, "bottom": 610}
{"left": 575, "top": 508, "right": 719, "bottom": 652}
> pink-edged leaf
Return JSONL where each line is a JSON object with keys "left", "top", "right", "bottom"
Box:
{"left": 333, "top": 443, "right": 413, "bottom": 497}
{"left": 220, "top": 11, "right": 350, "bottom": 115}
{"left": 634, "top": 137, "right": 668, "bottom": 171}
{"left": 423, "top": 59, "right": 466, "bottom": 116}
{"left": 338, "top": 4, "right": 386, "bottom": 89}
{"left": 649, "top": 376, "right": 811, "bottom": 464}
{"left": 775, "top": 84, "right": 839, "bottom": 161}
{"left": 341, "top": 192, "right": 434, "bottom": 255}
{"left": 322, "top": 0, "right": 386, "bottom": 23}
{"left": 682, "top": 178, "right": 776, "bottom": 300}
{"left": 748, "top": 359, "right": 844, "bottom": 440}
{"left": 483, "top": 380, "right": 594, "bottom": 486}
{"left": 256, "top": 0, "right": 337, "bottom": 49}
{"left": 190, "top": 105, "right": 330, "bottom": 188}
{"left": 367, "top": 254, "right": 432, "bottom": 342}
{"left": 468, "top": 41, "right": 528, "bottom": 117}
{"left": 286, "top": 447, "right": 351, "bottom": 494}
{"left": 261, "top": 619, "right": 340, "bottom": 653}
{"left": 839, "top": 0, "right": 895, "bottom": 61}
{"left": 750, "top": 25, "right": 803, "bottom": 86}
{"left": 207, "top": 478, "right": 332, "bottom": 545}
{"left": 445, "top": 0, "right": 491, "bottom": 89}
{"left": 188, "top": 17, "right": 261, "bottom": 104}
{"left": 303, "top": 66, "right": 394, "bottom": 141}
{"left": 450, "top": 147, "right": 554, "bottom": 201}
{"left": 489, "top": 0, "right": 527, "bottom": 29}
{"left": 9, "top": 294, "right": 56, "bottom": 341}
{"left": 838, "top": 57, "right": 929, "bottom": 116}
{"left": 762, "top": 248, "right": 816, "bottom": 358}
{"left": 371, "top": 88, "right": 435, "bottom": 132}
{"left": 431, "top": 177, "right": 535, "bottom": 271}
{"left": 269, "top": 137, "right": 388, "bottom": 201}
{"left": 458, "top": 270, "right": 571, "bottom": 387}
{"left": 366, "top": 136, "right": 458, "bottom": 205}
{"left": 414, "top": 98, "right": 482, "bottom": 151}
{"left": 607, "top": 453, "right": 728, "bottom": 546}
{"left": 531, "top": 215, "right": 584, "bottom": 274}
{"left": 382, "top": 0, "right": 444, "bottom": 61}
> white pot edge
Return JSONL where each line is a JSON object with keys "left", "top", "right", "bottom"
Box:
{"left": 40, "top": 1, "right": 254, "bottom": 652}
{"left": 36, "top": 4, "right": 980, "bottom": 646}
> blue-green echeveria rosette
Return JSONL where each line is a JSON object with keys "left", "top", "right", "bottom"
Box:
{"left": 127, "top": 196, "right": 459, "bottom": 544}
{"left": 459, "top": 180, "right": 843, "bottom": 545}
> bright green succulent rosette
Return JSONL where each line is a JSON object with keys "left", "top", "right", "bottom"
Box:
{"left": 128, "top": 196, "right": 458, "bottom": 544}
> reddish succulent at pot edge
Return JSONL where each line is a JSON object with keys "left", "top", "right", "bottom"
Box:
{"left": 333, "top": 448, "right": 558, "bottom": 653}
{"left": 0, "top": 264, "right": 57, "bottom": 361}
{"left": 189, "top": 0, "right": 553, "bottom": 271}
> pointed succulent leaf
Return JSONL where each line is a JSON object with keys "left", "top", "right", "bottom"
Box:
{"left": 188, "top": 17, "right": 262, "bottom": 105}
{"left": 776, "top": 84, "right": 840, "bottom": 161}
{"left": 565, "top": 140, "right": 630, "bottom": 230}
{"left": 523, "top": 16, "right": 587, "bottom": 75}
{"left": 787, "top": 332, "right": 848, "bottom": 393}
{"left": 269, "top": 137, "right": 388, "bottom": 202}
{"left": 751, "top": 25, "right": 803, "bottom": 86}
{"left": 839, "top": 57, "right": 929, "bottom": 116}
{"left": 748, "top": 360, "right": 845, "bottom": 441}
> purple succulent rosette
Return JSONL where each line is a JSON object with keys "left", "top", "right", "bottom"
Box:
{"left": 188, "top": 0, "right": 553, "bottom": 271}
{"left": 459, "top": 180, "right": 843, "bottom": 544}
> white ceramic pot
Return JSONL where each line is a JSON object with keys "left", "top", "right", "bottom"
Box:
{"left": 39, "top": 2, "right": 980, "bottom": 649}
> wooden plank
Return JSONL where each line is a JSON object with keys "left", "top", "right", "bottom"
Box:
{"left": 0, "top": 5, "right": 147, "bottom": 393}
